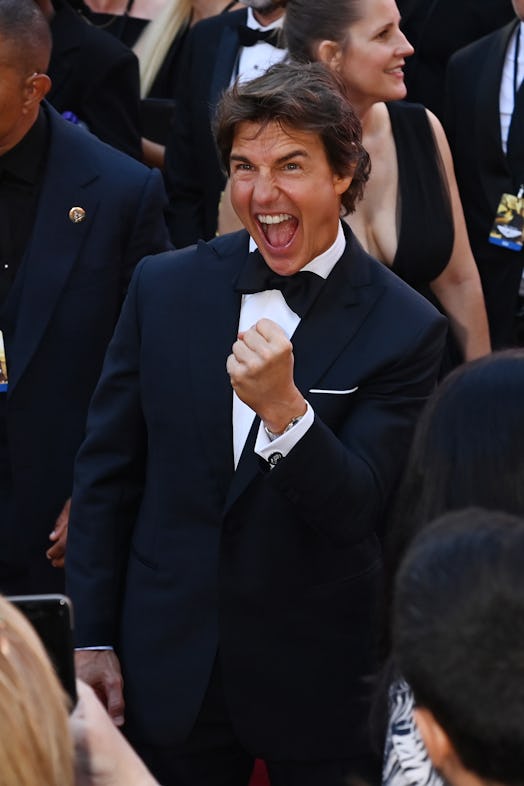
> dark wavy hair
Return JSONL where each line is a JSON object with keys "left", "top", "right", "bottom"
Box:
{"left": 214, "top": 60, "right": 370, "bottom": 215}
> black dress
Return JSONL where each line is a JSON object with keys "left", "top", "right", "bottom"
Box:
{"left": 387, "top": 100, "right": 460, "bottom": 373}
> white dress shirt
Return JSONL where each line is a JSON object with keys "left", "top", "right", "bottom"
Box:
{"left": 232, "top": 7, "right": 286, "bottom": 85}
{"left": 500, "top": 21, "right": 524, "bottom": 154}
{"left": 233, "top": 223, "right": 346, "bottom": 467}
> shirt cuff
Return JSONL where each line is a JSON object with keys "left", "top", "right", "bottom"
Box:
{"left": 255, "top": 401, "right": 314, "bottom": 465}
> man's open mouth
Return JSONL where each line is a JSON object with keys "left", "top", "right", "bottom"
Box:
{"left": 257, "top": 213, "right": 298, "bottom": 248}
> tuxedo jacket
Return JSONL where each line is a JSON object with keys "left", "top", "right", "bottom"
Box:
{"left": 445, "top": 19, "right": 524, "bottom": 348}
{"left": 398, "top": 0, "right": 515, "bottom": 118}
{"left": 48, "top": 1, "right": 143, "bottom": 160}
{"left": 67, "top": 229, "right": 446, "bottom": 759}
{"left": 0, "top": 104, "right": 171, "bottom": 594}
{"left": 163, "top": 9, "right": 249, "bottom": 247}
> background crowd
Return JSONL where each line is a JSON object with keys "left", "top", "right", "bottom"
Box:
{"left": 0, "top": 1, "right": 523, "bottom": 785}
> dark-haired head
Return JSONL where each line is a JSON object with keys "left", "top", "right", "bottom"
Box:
{"left": 214, "top": 60, "right": 370, "bottom": 215}
{"left": 393, "top": 507, "right": 524, "bottom": 786}
{"left": 284, "top": 0, "right": 363, "bottom": 65}
{"left": 387, "top": 349, "right": 524, "bottom": 577}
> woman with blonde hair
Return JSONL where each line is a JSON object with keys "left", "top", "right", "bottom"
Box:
{"left": 0, "top": 593, "right": 160, "bottom": 786}
{"left": 134, "top": 0, "right": 242, "bottom": 165}
{"left": 0, "top": 596, "right": 74, "bottom": 786}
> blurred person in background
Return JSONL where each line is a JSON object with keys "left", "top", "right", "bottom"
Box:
{"left": 445, "top": 0, "right": 524, "bottom": 349}
{"left": 0, "top": 0, "right": 171, "bottom": 595}
{"left": 379, "top": 349, "right": 524, "bottom": 785}
{"left": 392, "top": 508, "right": 524, "bottom": 786}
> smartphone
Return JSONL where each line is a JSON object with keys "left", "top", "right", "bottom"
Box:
{"left": 7, "top": 593, "right": 77, "bottom": 706}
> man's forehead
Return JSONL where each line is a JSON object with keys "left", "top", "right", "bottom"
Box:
{"left": 231, "top": 120, "right": 322, "bottom": 156}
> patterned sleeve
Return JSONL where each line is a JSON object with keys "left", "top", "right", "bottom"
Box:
{"left": 382, "top": 678, "right": 446, "bottom": 786}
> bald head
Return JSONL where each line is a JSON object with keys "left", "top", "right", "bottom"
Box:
{"left": 0, "top": 0, "right": 52, "bottom": 154}
{"left": 0, "top": 0, "right": 52, "bottom": 77}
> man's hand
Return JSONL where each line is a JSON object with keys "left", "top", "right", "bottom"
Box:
{"left": 46, "top": 497, "right": 70, "bottom": 568}
{"left": 71, "top": 680, "right": 159, "bottom": 786}
{"left": 226, "top": 318, "right": 306, "bottom": 433}
{"left": 75, "top": 650, "right": 125, "bottom": 727}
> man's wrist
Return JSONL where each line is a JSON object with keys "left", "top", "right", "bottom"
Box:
{"left": 262, "top": 397, "right": 307, "bottom": 437}
{"left": 264, "top": 413, "right": 304, "bottom": 441}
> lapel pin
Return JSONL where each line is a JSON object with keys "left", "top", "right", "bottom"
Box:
{"left": 69, "top": 206, "right": 86, "bottom": 224}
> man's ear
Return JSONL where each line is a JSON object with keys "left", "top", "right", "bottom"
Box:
{"left": 316, "top": 40, "right": 343, "bottom": 71}
{"left": 414, "top": 706, "right": 453, "bottom": 770}
{"left": 23, "top": 72, "right": 52, "bottom": 112}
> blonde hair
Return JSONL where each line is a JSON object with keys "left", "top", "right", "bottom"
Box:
{"left": 0, "top": 596, "right": 73, "bottom": 786}
{"left": 133, "top": 0, "right": 193, "bottom": 97}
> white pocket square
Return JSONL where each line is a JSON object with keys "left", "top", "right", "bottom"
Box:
{"left": 308, "top": 386, "right": 359, "bottom": 395}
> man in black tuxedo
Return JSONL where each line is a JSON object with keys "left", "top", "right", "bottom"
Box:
{"left": 163, "top": 0, "right": 287, "bottom": 247}
{"left": 445, "top": 1, "right": 524, "bottom": 348}
{"left": 67, "top": 62, "right": 446, "bottom": 786}
{"left": 0, "top": 0, "right": 171, "bottom": 595}
{"left": 35, "top": 0, "right": 143, "bottom": 160}
{"left": 398, "top": 0, "right": 515, "bottom": 119}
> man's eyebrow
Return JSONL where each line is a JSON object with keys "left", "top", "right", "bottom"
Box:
{"left": 230, "top": 154, "right": 252, "bottom": 163}
{"left": 229, "top": 150, "right": 309, "bottom": 164}
{"left": 275, "top": 150, "right": 308, "bottom": 165}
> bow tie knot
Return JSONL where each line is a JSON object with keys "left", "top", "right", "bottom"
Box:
{"left": 237, "top": 24, "right": 284, "bottom": 49}
{"left": 235, "top": 250, "right": 324, "bottom": 318}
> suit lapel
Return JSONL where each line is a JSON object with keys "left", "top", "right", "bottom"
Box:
{"left": 224, "top": 232, "right": 385, "bottom": 513}
{"left": 476, "top": 22, "right": 517, "bottom": 200}
{"left": 8, "top": 106, "right": 100, "bottom": 393}
{"left": 189, "top": 233, "right": 247, "bottom": 500}
{"left": 209, "top": 12, "right": 246, "bottom": 115}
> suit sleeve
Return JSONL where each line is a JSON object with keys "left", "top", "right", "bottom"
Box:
{"left": 66, "top": 261, "right": 148, "bottom": 646}
{"left": 121, "top": 167, "right": 173, "bottom": 291}
{"left": 264, "top": 312, "right": 447, "bottom": 545}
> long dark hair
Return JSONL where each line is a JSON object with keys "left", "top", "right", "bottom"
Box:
{"left": 387, "top": 349, "right": 524, "bottom": 580}
{"left": 372, "top": 350, "right": 524, "bottom": 744}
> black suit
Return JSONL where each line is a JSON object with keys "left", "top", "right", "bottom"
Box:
{"left": 445, "top": 19, "right": 524, "bottom": 348}
{"left": 0, "top": 103, "right": 171, "bottom": 595}
{"left": 66, "top": 228, "right": 446, "bottom": 778}
{"left": 163, "top": 9, "right": 250, "bottom": 247}
{"left": 399, "top": 0, "right": 515, "bottom": 118}
{"left": 47, "top": 0, "right": 143, "bottom": 160}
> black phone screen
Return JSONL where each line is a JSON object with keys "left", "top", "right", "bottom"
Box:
{"left": 7, "top": 593, "right": 77, "bottom": 706}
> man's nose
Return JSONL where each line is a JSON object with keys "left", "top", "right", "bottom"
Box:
{"left": 252, "top": 171, "right": 279, "bottom": 204}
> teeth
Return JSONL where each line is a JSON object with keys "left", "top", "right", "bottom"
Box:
{"left": 257, "top": 214, "right": 292, "bottom": 224}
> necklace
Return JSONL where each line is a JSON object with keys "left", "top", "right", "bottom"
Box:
{"left": 76, "top": 0, "right": 135, "bottom": 30}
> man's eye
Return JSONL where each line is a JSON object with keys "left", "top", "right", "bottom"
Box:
{"left": 233, "top": 163, "right": 253, "bottom": 172}
{"left": 284, "top": 162, "right": 300, "bottom": 171}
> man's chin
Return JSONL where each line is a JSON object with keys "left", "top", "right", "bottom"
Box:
{"left": 240, "top": 0, "right": 287, "bottom": 11}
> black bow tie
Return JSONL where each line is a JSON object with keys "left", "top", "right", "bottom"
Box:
{"left": 237, "top": 24, "right": 284, "bottom": 49}
{"left": 235, "top": 250, "right": 324, "bottom": 318}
